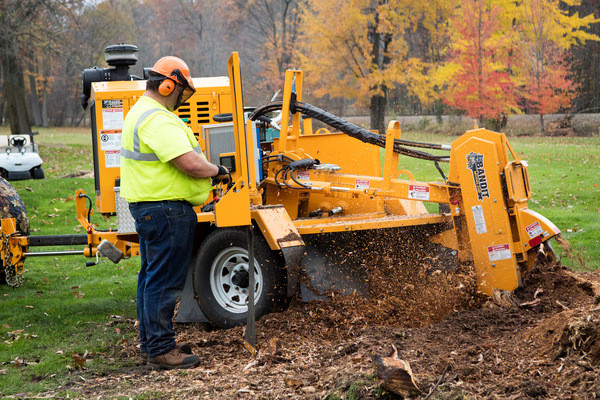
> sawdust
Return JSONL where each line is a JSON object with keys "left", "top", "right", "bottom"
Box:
{"left": 43, "top": 238, "right": 600, "bottom": 399}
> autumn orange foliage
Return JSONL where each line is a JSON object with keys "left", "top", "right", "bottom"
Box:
{"left": 441, "top": 0, "right": 519, "bottom": 121}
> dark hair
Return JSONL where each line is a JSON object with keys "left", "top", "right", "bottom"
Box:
{"left": 146, "top": 71, "right": 165, "bottom": 93}
{"left": 146, "top": 78, "right": 162, "bottom": 92}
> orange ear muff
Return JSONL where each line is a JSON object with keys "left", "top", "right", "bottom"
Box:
{"left": 158, "top": 78, "right": 175, "bottom": 96}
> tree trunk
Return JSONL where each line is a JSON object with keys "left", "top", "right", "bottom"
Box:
{"left": 1, "top": 51, "right": 31, "bottom": 134}
{"left": 0, "top": 97, "right": 4, "bottom": 126}
{"left": 42, "top": 88, "right": 48, "bottom": 127}
{"left": 0, "top": 63, "right": 3, "bottom": 125}
{"left": 27, "top": 73, "right": 42, "bottom": 126}
{"left": 370, "top": 90, "right": 386, "bottom": 134}
{"left": 368, "top": 6, "right": 387, "bottom": 134}
{"left": 540, "top": 113, "right": 545, "bottom": 135}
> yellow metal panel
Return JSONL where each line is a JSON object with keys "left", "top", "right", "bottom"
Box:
{"left": 384, "top": 198, "right": 428, "bottom": 216}
{"left": 214, "top": 180, "right": 251, "bottom": 227}
{"left": 305, "top": 193, "right": 385, "bottom": 216}
{"left": 383, "top": 121, "right": 401, "bottom": 187}
{"left": 428, "top": 227, "right": 460, "bottom": 251}
{"left": 214, "top": 52, "right": 252, "bottom": 228}
{"left": 279, "top": 132, "right": 381, "bottom": 176}
{"left": 454, "top": 136, "right": 521, "bottom": 295}
{"left": 252, "top": 206, "right": 304, "bottom": 250}
{"left": 295, "top": 213, "right": 450, "bottom": 234}
{"left": 514, "top": 208, "right": 561, "bottom": 255}
{"left": 196, "top": 212, "right": 216, "bottom": 223}
{"left": 504, "top": 161, "right": 531, "bottom": 204}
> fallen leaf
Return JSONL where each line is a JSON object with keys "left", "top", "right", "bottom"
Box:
{"left": 72, "top": 353, "right": 86, "bottom": 369}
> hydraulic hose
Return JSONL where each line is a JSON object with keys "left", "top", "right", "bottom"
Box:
{"left": 250, "top": 101, "right": 450, "bottom": 162}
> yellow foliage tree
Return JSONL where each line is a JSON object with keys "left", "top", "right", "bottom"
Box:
{"left": 434, "top": 0, "right": 521, "bottom": 128}
{"left": 297, "top": 0, "right": 440, "bottom": 133}
{"left": 436, "top": 0, "right": 598, "bottom": 130}
{"left": 515, "top": 0, "right": 599, "bottom": 134}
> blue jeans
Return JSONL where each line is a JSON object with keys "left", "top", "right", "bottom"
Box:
{"left": 129, "top": 200, "right": 197, "bottom": 358}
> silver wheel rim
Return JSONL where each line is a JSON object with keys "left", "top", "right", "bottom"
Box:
{"left": 209, "top": 246, "right": 263, "bottom": 314}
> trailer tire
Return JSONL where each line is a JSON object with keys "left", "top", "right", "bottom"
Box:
{"left": 0, "top": 177, "right": 29, "bottom": 285}
{"left": 192, "top": 228, "right": 286, "bottom": 329}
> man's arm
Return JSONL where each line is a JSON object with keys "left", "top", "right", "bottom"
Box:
{"left": 171, "top": 150, "right": 219, "bottom": 178}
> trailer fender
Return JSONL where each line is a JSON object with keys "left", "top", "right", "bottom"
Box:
{"left": 252, "top": 206, "right": 305, "bottom": 297}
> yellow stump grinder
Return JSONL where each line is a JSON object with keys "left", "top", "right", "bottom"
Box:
{"left": 0, "top": 46, "right": 559, "bottom": 329}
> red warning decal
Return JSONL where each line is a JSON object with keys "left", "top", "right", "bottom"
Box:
{"left": 487, "top": 243, "right": 512, "bottom": 262}
{"left": 408, "top": 184, "right": 430, "bottom": 201}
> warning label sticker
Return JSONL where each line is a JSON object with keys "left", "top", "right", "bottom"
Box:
{"left": 102, "top": 108, "right": 124, "bottom": 130}
{"left": 355, "top": 179, "right": 370, "bottom": 190}
{"left": 408, "top": 184, "right": 430, "bottom": 201}
{"left": 487, "top": 243, "right": 512, "bottom": 262}
{"left": 296, "top": 171, "right": 310, "bottom": 181}
{"left": 102, "top": 100, "right": 123, "bottom": 109}
{"left": 104, "top": 150, "right": 121, "bottom": 168}
{"left": 525, "top": 221, "right": 544, "bottom": 239}
{"left": 471, "top": 205, "right": 487, "bottom": 234}
{"left": 100, "top": 131, "right": 122, "bottom": 151}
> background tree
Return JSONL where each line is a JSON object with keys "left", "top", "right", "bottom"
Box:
{"left": 1, "top": 0, "right": 599, "bottom": 132}
{"left": 297, "top": 0, "right": 428, "bottom": 133}
{"left": 437, "top": 0, "right": 519, "bottom": 129}
{"left": 217, "top": 0, "right": 302, "bottom": 103}
{"left": 0, "top": 0, "right": 47, "bottom": 134}
{"left": 516, "top": 0, "right": 581, "bottom": 134}
{"left": 389, "top": 1, "right": 455, "bottom": 116}
{"left": 568, "top": 0, "right": 600, "bottom": 113}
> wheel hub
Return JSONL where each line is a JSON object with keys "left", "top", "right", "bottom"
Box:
{"left": 231, "top": 269, "right": 249, "bottom": 288}
{"left": 209, "top": 246, "right": 264, "bottom": 314}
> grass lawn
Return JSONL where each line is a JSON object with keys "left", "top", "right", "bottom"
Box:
{"left": 397, "top": 131, "right": 600, "bottom": 270}
{"left": 0, "top": 125, "right": 597, "bottom": 397}
{"left": 0, "top": 126, "right": 140, "bottom": 396}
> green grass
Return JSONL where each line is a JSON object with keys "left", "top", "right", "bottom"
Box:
{"left": 0, "top": 126, "right": 139, "bottom": 397}
{"left": 394, "top": 132, "right": 600, "bottom": 270}
{"left": 516, "top": 136, "right": 600, "bottom": 269}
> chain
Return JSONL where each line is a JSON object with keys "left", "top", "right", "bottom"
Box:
{"left": 3, "top": 234, "right": 23, "bottom": 288}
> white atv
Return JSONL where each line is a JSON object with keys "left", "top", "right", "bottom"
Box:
{"left": 0, "top": 132, "right": 44, "bottom": 180}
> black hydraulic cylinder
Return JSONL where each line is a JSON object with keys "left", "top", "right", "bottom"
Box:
{"left": 27, "top": 234, "right": 89, "bottom": 247}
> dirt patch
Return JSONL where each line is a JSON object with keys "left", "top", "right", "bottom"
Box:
{"left": 46, "top": 250, "right": 600, "bottom": 399}
{"left": 61, "top": 170, "right": 94, "bottom": 179}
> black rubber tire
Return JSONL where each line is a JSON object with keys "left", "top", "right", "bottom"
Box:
{"left": 0, "top": 177, "right": 29, "bottom": 284}
{"left": 192, "top": 228, "right": 286, "bottom": 329}
{"left": 31, "top": 166, "right": 44, "bottom": 180}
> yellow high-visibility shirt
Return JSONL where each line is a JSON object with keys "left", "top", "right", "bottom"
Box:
{"left": 120, "top": 96, "right": 212, "bottom": 206}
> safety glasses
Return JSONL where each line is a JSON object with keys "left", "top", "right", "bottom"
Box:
{"left": 172, "top": 69, "right": 195, "bottom": 103}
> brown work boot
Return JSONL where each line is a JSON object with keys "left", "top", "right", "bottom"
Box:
{"left": 140, "top": 343, "right": 192, "bottom": 365}
{"left": 148, "top": 348, "right": 200, "bottom": 370}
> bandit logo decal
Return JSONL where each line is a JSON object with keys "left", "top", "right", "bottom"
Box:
{"left": 466, "top": 152, "right": 490, "bottom": 201}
